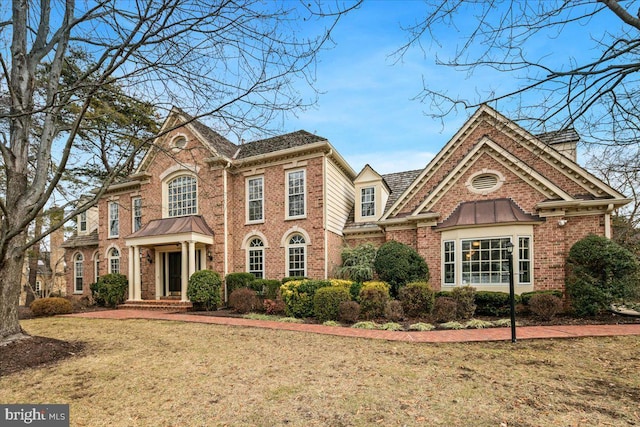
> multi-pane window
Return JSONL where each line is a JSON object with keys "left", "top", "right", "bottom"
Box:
{"left": 443, "top": 240, "right": 455, "bottom": 284}
{"left": 108, "top": 248, "right": 120, "bottom": 274}
{"left": 247, "top": 177, "right": 264, "bottom": 222}
{"left": 79, "top": 211, "right": 87, "bottom": 232}
{"left": 94, "top": 252, "right": 100, "bottom": 283}
{"left": 108, "top": 202, "right": 119, "bottom": 237}
{"left": 287, "top": 234, "right": 306, "bottom": 277}
{"left": 361, "top": 187, "right": 375, "bottom": 217}
{"left": 168, "top": 175, "right": 197, "bottom": 217}
{"left": 518, "top": 237, "right": 531, "bottom": 283}
{"left": 35, "top": 280, "right": 42, "bottom": 297}
{"left": 132, "top": 198, "right": 142, "bottom": 232}
{"left": 248, "top": 238, "right": 264, "bottom": 278}
{"left": 74, "top": 253, "right": 84, "bottom": 293}
{"left": 287, "top": 170, "right": 305, "bottom": 218}
{"left": 461, "top": 238, "right": 511, "bottom": 285}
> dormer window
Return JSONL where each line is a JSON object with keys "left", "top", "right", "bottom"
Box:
{"left": 361, "top": 187, "right": 375, "bottom": 217}
{"left": 79, "top": 211, "right": 87, "bottom": 232}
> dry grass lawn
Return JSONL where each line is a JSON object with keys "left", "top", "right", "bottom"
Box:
{"left": 2, "top": 317, "right": 639, "bottom": 426}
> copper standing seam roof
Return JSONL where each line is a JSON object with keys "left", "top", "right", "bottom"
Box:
{"left": 126, "top": 215, "right": 214, "bottom": 239}
{"left": 436, "top": 198, "right": 541, "bottom": 229}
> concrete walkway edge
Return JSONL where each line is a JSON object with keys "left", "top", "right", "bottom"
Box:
{"left": 64, "top": 309, "right": 640, "bottom": 343}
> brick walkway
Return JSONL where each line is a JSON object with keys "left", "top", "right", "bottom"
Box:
{"left": 65, "top": 309, "right": 640, "bottom": 343}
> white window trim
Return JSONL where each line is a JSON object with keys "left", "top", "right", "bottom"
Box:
{"left": 132, "top": 197, "right": 142, "bottom": 232}
{"left": 440, "top": 225, "right": 534, "bottom": 292}
{"left": 79, "top": 211, "right": 87, "bottom": 232}
{"left": 74, "top": 253, "right": 84, "bottom": 294}
{"left": 361, "top": 186, "right": 376, "bottom": 218}
{"left": 246, "top": 175, "right": 265, "bottom": 224}
{"left": 108, "top": 247, "right": 120, "bottom": 274}
{"left": 161, "top": 171, "right": 198, "bottom": 218}
{"left": 443, "top": 240, "right": 456, "bottom": 285}
{"left": 286, "top": 233, "right": 307, "bottom": 277}
{"left": 285, "top": 169, "right": 306, "bottom": 220}
{"left": 93, "top": 251, "right": 100, "bottom": 283}
{"left": 108, "top": 202, "right": 119, "bottom": 238}
{"left": 247, "top": 238, "right": 265, "bottom": 279}
{"left": 465, "top": 169, "right": 505, "bottom": 195}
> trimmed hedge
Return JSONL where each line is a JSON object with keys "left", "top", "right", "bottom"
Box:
{"left": 399, "top": 281, "right": 435, "bottom": 318}
{"left": 187, "top": 270, "right": 222, "bottom": 311}
{"left": 359, "top": 281, "right": 390, "bottom": 319}
{"left": 280, "top": 279, "right": 331, "bottom": 318}
{"left": 373, "top": 240, "right": 429, "bottom": 298}
{"left": 474, "top": 291, "right": 521, "bottom": 316}
{"left": 520, "top": 290, "right": 563, "bottom": 306}
{"left": 225, "top": 272, "right": 256, "bottom": 294}
{"left": 90, "top": 273, "right": 128, "bottom": 307}
{"left": 30, "top": 297, "right": 72, "bottom": 317}
{"left": 313, "top": 286, "right": 352, "bottom": 322}
{"left": 249, "top": 279, "right": 281, "bottom": 299}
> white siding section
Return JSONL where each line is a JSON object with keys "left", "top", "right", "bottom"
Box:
{"left": 325, "top": 159, "right": 355, "bottom": 235}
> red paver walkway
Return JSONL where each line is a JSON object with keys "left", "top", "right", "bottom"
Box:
{"left": 65, "top": 309, "right": 640, "bottom": 343}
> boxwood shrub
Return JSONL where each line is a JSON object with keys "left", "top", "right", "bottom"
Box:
{"left": 90, "top": 273, "right": 128, "bottom": 307}
{"left": 520, "top": 290, "right": 563, "bottom": 306}
{"left": 399, "top": 281, "right": 435, "bottom": 318}
{"left": 474, "top": 291, "right": 521, "bottom": 316}
{"left": 373, "top": 240, "right": 429, "bottom": 298}
{"left": 359, "top": 281, "right": 390, "bottom": 319}
{"left": 30, "top": 297, "right": 73, "bottom": 317}
{"left": 280, "top": 279, "right": 331, "bottom": 318}
{"left": 249, "top": 279, "right": 281, "bottom": 299}
{"left": 313, "top": 286, "right": 352, "bottom": 322}
{"left": 187, "top": 270, "right": 222, "bottom": 311}
{"left": 225, "top": 272, "right": 255, "bottom": 294}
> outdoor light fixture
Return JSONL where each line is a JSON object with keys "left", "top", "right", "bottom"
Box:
{"left": 505, "top": 241, "right": 516, "bottom": 343}
{"left": 207, "top": 250, "right": 213, "bottom": 261}
{"left": 558, "top": 219, "right": 567, "bottom": 227}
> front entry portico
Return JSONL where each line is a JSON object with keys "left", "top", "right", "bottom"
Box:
{"left": 125, "top": 216, "right": 214, "bottom": 302}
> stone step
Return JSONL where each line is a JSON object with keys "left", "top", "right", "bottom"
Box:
{"left": 118, "top": 300, "right": 193, "bottom": 312}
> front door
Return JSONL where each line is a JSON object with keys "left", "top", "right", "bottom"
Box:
{"left": 168, "top": 252, "right": 182, "bottom": 295}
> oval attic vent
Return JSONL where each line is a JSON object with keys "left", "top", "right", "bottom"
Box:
{"left": 471, "top": 174, "right": 499, "bottom": 190}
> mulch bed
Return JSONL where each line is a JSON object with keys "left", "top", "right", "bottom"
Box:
{"left": 0, "top": 336, "right": 85, "bottom": 377}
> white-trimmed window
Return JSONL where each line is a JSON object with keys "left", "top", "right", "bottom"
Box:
{"left": 168, "top": 175, "right": 197, "bottom": 217}
{"left": 108, "top": 202, "right": 119, "bottom": 238}
{"left": 443, "top": 240, "right": 455, "bottom": 285}
{"left": 108, "top": 248, "right": 120, "bottom": 274}
{"left": 461, "top": 238, "right": 511, "bottom": 285}
{"left": 93, "top": 252, "right": 100, "bottom": 283}
{"left": 74, "top": 253, "right": 84, "bottom": 293}
{"left": 132, "top": 197, "right": 142, "bottom": 232}
{"left": 519, "top": 237, "right": 531, "bottom": 284}
{"left": 247, "top": 177, "right": 264, "bottom": 223}
{"left": 248, "top": 238, "right": 265, "bottom": 278}
{"left": 286, "top": 170, "right": 305, "bottom": 218}
{"left": 287, "top": 234, "right": 306, "bottom": 277}
{"left": 361, "top": 187, "right": 375, "bottom": 217}
{"left": 79, "top": 211, "right": 87, "bottom": 232}
{"left": 35, "top": 280, "right": 42, "bottom": 297}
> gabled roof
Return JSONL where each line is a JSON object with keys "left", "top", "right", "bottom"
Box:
{"left": 382, "top": 169, "right": 422, "bottom": 213}
{"left": 536, "top": 128, "right": 579, "bottom": 146}
{"left": 176, "top": 108, "right": 238, "bottom": 159}
{"left": 61, "top": 229, "right": 99, "bottom": 248}
{"left": 436, "top": 198, "right": 541, "bottom": 230}
{"left": 235, "top": 130, "right": 327, "bottom": 159}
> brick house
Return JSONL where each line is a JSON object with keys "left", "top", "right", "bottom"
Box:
{"left": 62, "top": 105, "right": 628, "bottom": 305}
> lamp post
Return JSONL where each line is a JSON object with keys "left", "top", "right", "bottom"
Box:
{"left": 505, "top": 241, "right": 517, "bottom": 343}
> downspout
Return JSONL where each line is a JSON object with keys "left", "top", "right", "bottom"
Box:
{"left": 223, "top": 161, "right": 231, "bottom": 302}
{"left": 604, "top": 203, "right": 614, "bottom": 239}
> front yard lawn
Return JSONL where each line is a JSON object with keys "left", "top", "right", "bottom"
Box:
{"left": 2, "top": 317, "right": 639, "bottom": 426}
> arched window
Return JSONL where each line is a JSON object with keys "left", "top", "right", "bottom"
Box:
{"left": 248, "top": 238, "right": 264, "bottom": 278}
{"left": 167, "top": 175, "right": 197, "bottom": 217}
{"left": 108, "top": 248, "right": 120, "bottom": 274}
{"left": 287, "top": 234, "right": 306, "bottom": 277}
{"left": 74, "top": 253, "right": 84, "bottom": 293}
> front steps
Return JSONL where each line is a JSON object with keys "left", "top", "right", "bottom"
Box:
{"left": 118, "top": 299, "right": 193, "bottom": 312}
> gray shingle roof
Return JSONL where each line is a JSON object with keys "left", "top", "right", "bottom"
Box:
{"left": 382, "top": 169, "right": 423, "bottom": 213}
{"left": 61, "top": 229, "right": 99, "bottom": 248}
{"left": 236, "top": 130, "right": 327, "bottom": 159}
{"left": 173, "top": 108, "right": 238, "bottom": 158}
{"left": 536, "top": 128, "right": 579, "bottom": 146}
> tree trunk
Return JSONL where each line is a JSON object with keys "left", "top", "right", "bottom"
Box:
{"left": 0, "top": 234, "right": 28, "bottom": 340}
{"left": 26, "top": 215, "right": 43, "bottom": 306}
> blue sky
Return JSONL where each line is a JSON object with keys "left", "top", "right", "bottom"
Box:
{"left": 277, "top": 1, "right": 620, "bottom": 175}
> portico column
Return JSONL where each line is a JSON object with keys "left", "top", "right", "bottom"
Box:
{"left": 181, "top": 241, "right": 188, "bottom": 302}
{"left": 188, "top": 241, "right": 196, "bottom": 278}
{"left": 134, "top": 246, "right": 142, "bottom": 300}
{"left": 128, "top": 246, "right": 134, "bottom": 301}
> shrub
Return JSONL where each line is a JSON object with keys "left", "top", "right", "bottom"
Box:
{"left": 313, "top": 286, "right": 352, "bottom": 322}
{"left": 338, "top": 301, "right": 361, "bottom": 323}
{"left": 384, "top": 300, "right": 405, "bottom": 321}
{"left": 225, "top": 272, "right": 256, "bottom": 294}
{"left": 435, "top": 291, "right": 452, "bottom": 299}
{"left": 465, "top": 319, "right": 494, "bottom": 329}
{"left": 408, "top": 322, "right": 435, "bottom": 331}
{"left": 349, "top": 282, "right": 363, "bottom": 302}
{"left": 280, "top": 279, "right": 331, "bottom": 318}
{"left": 399, "top": 281, "right": 435, "bottom": 318}
{"left": 566, "top": 234, "right": 640, "bottom": 316}
{"left": 282, "top": 276, "right": 307, "bottom": 284}
{"left": 250, "top": 279, "right": 281, "bottom": 299}
{"left": 432, "top": 297, "right": 458, "bottom": 323}
{"left": 337, "top": 243, "right": 377, "bottom": 283}
{"left": 380, "top": 322, "right": 404, "bottom": 331}
{"left": 90, "top": 273, "right": 128, "bottom": 307}
{"left": 493, "top": 318, "right": 513, "bottom": 327}
{"left": 520, "top": 290, "right": 563, "bottom": 306}
{"left": 30, "top": 297, "right": 72, "bottom": 317}
{"left": 263, "top": 297, "right": 286, "bottom": 315}
{"left": 359, "top": 281, "right": 390, "bottom": 319}
{"left": 373, "top": 240, "right": 429, "bottom": 298}
{"left": 451, "top": 286, "right": 476, "bottom": 320}
{"left": 474, "top": 291, "right": 520, "bottom": 316}
{"left": 323, "top": 320, "right": 341, "bottom": 327}
{"left": 528, "top": 294, "right": 563, "bottom": 320}
{"left": 229, "top": 288, "right": 260, "bottom": 314}
{"left": 352, "top": 321, "right": 378, "bottom": 329}
{"left": 439, "top": 321, "right": 464, "bottom": 330}
{"left": 187, "top": 270, "right": 222, "bottom": 311}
